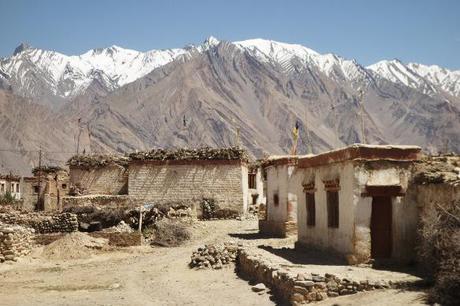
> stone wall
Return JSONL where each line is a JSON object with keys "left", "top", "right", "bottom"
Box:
{"left": 237, "top": 248, "right": 408, "bottom": 305}
{"left": 62, "top": 195, "right": 142, "bottom": 210}
{"left": 0, "top": 223, "right": 34, "bottom": 262}
{"left": 69, "top": 165, "right": 128, "bottom": 195}
{"left": 0, "top": 212, "right": 78, "bottom": 234}
{"left": 128, "top": 161, "right": 248, "bottom": 216}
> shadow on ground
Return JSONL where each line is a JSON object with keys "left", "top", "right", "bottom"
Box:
{"left": 258, "top": 245, "right": 347, "bottom": 266}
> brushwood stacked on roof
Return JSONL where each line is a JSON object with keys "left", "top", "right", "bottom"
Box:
{"left": 67, "top": 154, "right": 129, "bottom": 169}
{"left": 32, "top": 166, "right": 66, "bottom": 175}
{"left": 129, "top": 147, "right": 249, "bottom": 162}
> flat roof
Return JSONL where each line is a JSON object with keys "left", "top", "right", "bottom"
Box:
{"left": 261, "top": 154, "right": 313, "bottom": 168}
{"left": 297, "top": 144, "right": 421, "bottom": 168}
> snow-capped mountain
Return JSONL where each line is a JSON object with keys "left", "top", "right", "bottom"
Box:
{"left": 367, "top": 60, "right": 460, "bottom": 97}
{"left": 234, "top": 39, "right": 370, "bottom": 86}
{"left": 0, "top": 38, "right": 219, "bottom": 101}
{"left": 1, "top": 36, "right": 459, "bottom": 102}
{"left": 1, "top": 36, "right": 459, "bottom": 174}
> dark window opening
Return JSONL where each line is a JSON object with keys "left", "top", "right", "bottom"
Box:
{"left": 306, "top": 193, "right": 316, "bottom": 226}
{"left": 248, "top": 173, "right": 256, "bottom": 189}
{"left": 61, "top": 184, "right": 67, "bottom": 189}
{"left": 273, "top": 193, "right": 279, "bottom": 207}
{"left": 327, "top": 191, "right": 339, "bottom": 228}
{"left": 252, "top": 194, "right": 258, "bottom": 205}
{"left": 16, "top": 184, "right": 19, "bottom": 193}
{"left": 33, "top": 186, "right": 39, "bottom": 194}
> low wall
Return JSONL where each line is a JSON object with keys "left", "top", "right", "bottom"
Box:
{"left": 0, "top": 223, "right": 35, "bottom": 262}
{"left": 62, "top": 195, "right": 142, "bottom": 210}
{"left": 0, "top": 212, "right": 78, "bottom": 234}
{"left": 237, "top": 249, "right": 411, "bottom": 305}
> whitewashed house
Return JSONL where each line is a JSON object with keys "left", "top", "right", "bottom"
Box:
{"left": 292, "top": 144, "right": 422, "bottom": 263}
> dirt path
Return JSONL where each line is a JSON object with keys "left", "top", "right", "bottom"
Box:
{"left": 0, "top": 220, "right": 428, "bottom": 305}
{"left": 0, "top": 220, "right": 276, "bottom": 306}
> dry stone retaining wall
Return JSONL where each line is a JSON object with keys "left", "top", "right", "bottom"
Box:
{"left": 0, "top": 212, "right": 78, "bottom": 234}
{"left": 0, "top": 223, "right": 34, "bottom": 262}
{"left": 237, "top": 249, "right": 410, "bottom": 305}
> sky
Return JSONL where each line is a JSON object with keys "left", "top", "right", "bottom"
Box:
{"left": 0, "top": 0, "right": 459, "bottom": 69}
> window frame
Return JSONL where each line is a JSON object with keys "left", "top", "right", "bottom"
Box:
{"left": 306, "top": 192, "right": 316, "bottom": 227}
{"left": 248, "top": 173, "right": 256, "bottom": 189}
{"left": 326, "top": 190, "right": 339, "bottom": 228}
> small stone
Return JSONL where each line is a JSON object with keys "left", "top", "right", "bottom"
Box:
{"left": 251, "top": 283, "right": 267, "bottom": 292}
{"left": 312, "top": 275, "right": 325, "bottom": 282}
{"left": 293, "top": 286, "right": 308, "bottom": 295}
{"left": 295, "top": 280, "right": 315, "bottom": 288}
{"left": 290, "top": 293, "right": 305, "bottom": 303}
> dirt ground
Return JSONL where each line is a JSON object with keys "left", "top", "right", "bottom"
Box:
{"left": 0, "top": 220, "right": 428, "bottom": 306}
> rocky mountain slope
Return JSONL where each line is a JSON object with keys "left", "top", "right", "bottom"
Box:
{"left": 0, "top": 37, "right": 459, "bottom": 174}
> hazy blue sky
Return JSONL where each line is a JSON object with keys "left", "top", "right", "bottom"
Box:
{"left": 0, "top": 0, "right": 459, "bottom": 69}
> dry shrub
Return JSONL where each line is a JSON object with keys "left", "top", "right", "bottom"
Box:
{"left": 418, "top": 200, "right": 460, "bottom": 305}
{"left": 150, "top": 219, "right": 191, "bottom": 247}
{"left": 200, "top": 198, "right": 218, "bottom": 219}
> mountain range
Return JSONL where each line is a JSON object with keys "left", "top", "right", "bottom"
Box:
{"left": 0, "top": 37, "right": 459, "bottom": 174}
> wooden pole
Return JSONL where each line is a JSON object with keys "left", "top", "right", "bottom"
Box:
{"left": 138, "top": 205, "right": 143, "bottom": 246}
{"left": 359, "top": 89, "right": 366, "bottom": 144}
{"left": 37, "top": 148, "right": 42, "bottom": 211}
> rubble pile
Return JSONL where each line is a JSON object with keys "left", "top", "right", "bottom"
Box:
{"left": 238, "top": 249, "right": 412, "bottom": 305}
{"left": 129, "top": 147, "right": 249, "bottom": 162}
{"left": 190, "top": 241, "right": 240, "bottom": 269}
{"left": 0, "top": 212, "right": 78, "bottom": 234}
{"left": 0, "top": 222, "right": 35, "bottom": 262}
{"left": 67, "top": 154, "right": 129, "bottom": 169}
{"left": 42, "top": 232, "right": 108, "bottom": 260}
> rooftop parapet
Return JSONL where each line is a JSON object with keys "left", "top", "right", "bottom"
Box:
{"left": 297, "top": 144, "right": 422, "bottom": 168}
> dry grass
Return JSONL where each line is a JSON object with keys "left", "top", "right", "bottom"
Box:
{"left": 418, "top": 200, "right": 460, "bottom": 305}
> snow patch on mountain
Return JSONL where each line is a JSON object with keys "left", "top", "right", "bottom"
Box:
{"left": 234, "top": 39, "right": 370, "bottom": 85}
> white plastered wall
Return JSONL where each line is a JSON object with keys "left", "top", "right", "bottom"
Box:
{"left": 296, "top": 162, "right": 355, "bottom": 255}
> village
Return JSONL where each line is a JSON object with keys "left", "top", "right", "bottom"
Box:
{"left": 0, "top": 144, "right": 458, "bottom": 305}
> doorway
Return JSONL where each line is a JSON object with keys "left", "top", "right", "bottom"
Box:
{"left": 371, "top": 196, "right": 392, "bottom": 258}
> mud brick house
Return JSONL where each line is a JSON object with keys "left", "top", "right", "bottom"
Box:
{"left": 259, "top": 155, "right": 310, "bottom": 237}
{"left": 67, "top": 155, "right": 129, "bottom": 195}
{"left": 21, "top": 166, "right": 70, "bottom": 211}
{"left": 292, "top": 144, "right": 423, "bottom": 264}
{"left": 128, "top": 147, "right": 250, "bottom": 217}
{"left": 0, "top": 174, "right": 21, "bottom": 200}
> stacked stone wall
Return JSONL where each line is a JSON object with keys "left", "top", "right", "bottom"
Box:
{"left": 237, "top": 249, "right": 412, "bottom": 305}
{"left": 0, "top": 212, "right": 78, "bottom": 234}
{"left": 0, "top": 223, "right": 34, "bottom": 262}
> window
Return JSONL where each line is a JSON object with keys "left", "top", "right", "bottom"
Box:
{"left": 248, "top": 173, "right": 256, "bottom": 189}
{"left": 327, "top": 191, "right": 339, "bottom": 228}
{"left": 273, "top": 193, "right": 279, "bottom": 206}
{"left": 306, "top": 193, "right": 316, "bottom": 226}
{"left": 252, "top": 194, "right": 258, "bottom": 205}
{"left": 16, "top": 183, "right": 19, "bottom": 193}
{"left": 33, "top": 186, "right": 39, "bottom": 194}
{"left": 61, "top": 184, "right": 67, "bottom": 189}
{"left": 0, "top": 183, "right": 4, "bottom": 193}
